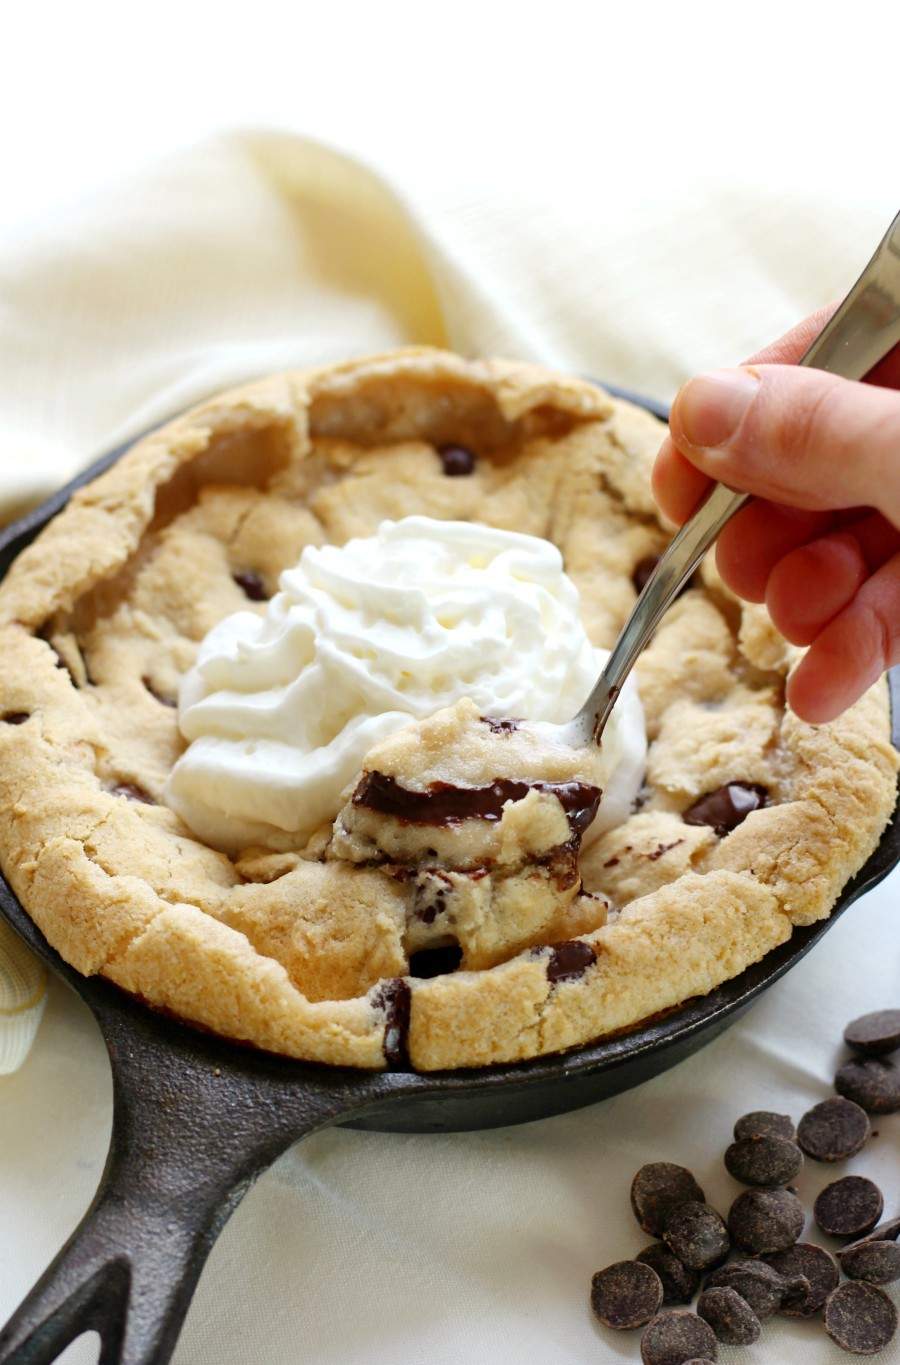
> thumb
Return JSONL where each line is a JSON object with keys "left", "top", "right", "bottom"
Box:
{"left": 669, "top": 364, "right": 900, "bottom": 528}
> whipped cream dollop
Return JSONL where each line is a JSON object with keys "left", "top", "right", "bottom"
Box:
{"left": 165, "top": 517, "right": 646, "bottom": 852}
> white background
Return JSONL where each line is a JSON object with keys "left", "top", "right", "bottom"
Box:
{"left": 1, "top": 3, "right": 899, "bottom": 1362}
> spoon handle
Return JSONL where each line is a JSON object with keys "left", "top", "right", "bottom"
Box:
{"left": 578, "top": 208, "right": 900, "bottom": 745}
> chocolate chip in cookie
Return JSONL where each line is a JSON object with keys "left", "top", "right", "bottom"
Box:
{"left": 232, "top": 569, "right": 269, "bottom": 601}
{"left": 437, "top": 443, "right": 477, "bottom": 476}
{"left": 372, "top": 977, "right": 411, "bottom": 1069}
{"left": 545, "top": 940, "right": 596, "bottom": 984}
{"left": 682, "top": 783, "right": 767, "bottom": 836}
{"left": 1, "top": 711, "right": 30, "bottom": 725}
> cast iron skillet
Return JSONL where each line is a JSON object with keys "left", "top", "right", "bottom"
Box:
{"left": 0, "top": 385, "right": 897, "bottom": 1365}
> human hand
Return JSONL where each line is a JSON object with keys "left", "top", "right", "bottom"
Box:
{"left": 652, "top": 307, "right": 900, "bottom": 723}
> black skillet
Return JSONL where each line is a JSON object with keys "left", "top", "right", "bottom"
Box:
{"left": 0, "top": 384, "right": 898, "bottom": 1365}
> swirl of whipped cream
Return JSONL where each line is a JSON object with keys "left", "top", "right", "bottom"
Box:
{"left": 165, "top": 517, "right": 646, "bottom": 851}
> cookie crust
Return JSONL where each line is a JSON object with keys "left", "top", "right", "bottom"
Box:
{"left": 0, "top": 348, "right": 895, "bottom": 1070}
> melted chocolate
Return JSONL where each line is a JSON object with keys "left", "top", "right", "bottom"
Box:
{"left": 372, "top": 978, "right": 411, "bottom": 1068}
{"left": 2, "top": 711, "right": 30, "bottom": 725}
{"left": 437, "top": 443, "right": 476, "bottom": 476}
{"left": 683, "top": 782, "right": 768, "bottom": 836}
{"left": 233, "top": 569, "right": 269, "bottom": 602}
{"left": 111, "top": 782, "right": 156, "bottom": 805}
{"left": 408, "top": 944, "right": 463, "bottom": 979}
{"left": 480, "top": 716, "right": 521, "bottom": 735}
{"left": 354, "top": 772, "right": 602, "bottom": 836}
{"left": 546, "top": 939, "right": 596, "bottom": 984}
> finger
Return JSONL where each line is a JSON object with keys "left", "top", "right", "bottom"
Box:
{"left": 744, "top": 304, "right": 838, "bottom": 366}
{"left": 651, "top": 435, "right": 712, "bottom": 525}
{"left": 669, "top": 364, "right": 900, "bottom": 526}
{"left": 766, "top": 530, "right": 868, "bottom": 645}
{"left": 716, "top": 502, "right": 833, "bottom": 602}
{"left": 786, "top": 551, "right": 900, "bottom": 723}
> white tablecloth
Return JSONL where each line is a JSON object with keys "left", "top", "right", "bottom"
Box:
{"left": 1, "top": 5, "right": 899, "bottom": 1361}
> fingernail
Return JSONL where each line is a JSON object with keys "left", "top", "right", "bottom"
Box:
{"left": 675, "top": 368, "right": 759, "bottom": 449}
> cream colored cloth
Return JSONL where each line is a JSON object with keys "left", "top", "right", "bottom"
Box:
{"left": 0, "top": 132, "right": 898, "bottom": 1364}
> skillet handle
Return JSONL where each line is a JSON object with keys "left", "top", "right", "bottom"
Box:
{"left": 0, "top": 991, "right": 374, "bottom": 1365}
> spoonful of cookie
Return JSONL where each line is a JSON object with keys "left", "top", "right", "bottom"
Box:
{"left": 563, "top": 207, "right": 900, "bottom": 751}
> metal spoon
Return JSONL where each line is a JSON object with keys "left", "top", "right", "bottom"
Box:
{"left": 565, "top": 207, "right": 900, "bottom": 749}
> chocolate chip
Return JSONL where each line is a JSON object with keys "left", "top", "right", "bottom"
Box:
{"left": 763, "top": 1243, "right": 840, "bottom": 1316}
{"left": 372, "top": 978, "right": 411, "bottom": 1069}
{"left": 233, "top": 569, "right": 268, "bottom": 601}
{"left": 824, "top": 1281, "right": 898, "bottom": 1355}
{"left": 640, "top": 1309, "right": 717, "bottom": 1365}
{"left": 839, "top": 1241, "right": 900, "bottom": 1286}
{"left": 679, "top": 1361, "right": 716, "bottom": 1365}
{"left": 724, "top": 1134, "right": 803, "bottom": 1187}
{"left": 110, "top": 782, "right": 156, "bottom": 805}
{"left": 815, "top": 1176, "right": 884, "bottom": 1240}
{"left": 696, "top": 1287, "right": 760, "bottom": 1345}
{"left": 546, "top": 939, "right": 596, "bottom": 984}
{"left": 797, "top": 1096, "right": 871, "bottom": 1161}
{"left": 408, "top": 944, "right": 463, "bottom": 979}
{"left": 682, "top": 783, "right": 767, "bottom": 836}
{"left": 636, "top": 1244, "right": 701, "bottom": 1305}
{"left": 1, "top": 711, "right": 30, "bottom": 725}
{"left": 844, "top": 1009, "right": 900, "bottom": 1057}
{"left": 480, "top": 715, "right": 520, "bottom": 734}
{"left": 850, "top": 1216, "right": 900, "bottom": 1246}
{"left": 632, "top": 555, "right": 661, "bottom": 594}
{"left": 142, "top": 676, "right": 177, "bottom": 708}
{"left": 733, "top": 1110, "right": 796, "bottom": 1142}
{"left": 663, "top": 1202, "right": 730, "bottom": 1272}
{"left": 704, "top": 1258, "right": 794, "bottom": 1319}
{"left": 836, "top": 1056, "right": 900, "bottom": 1115}
{"left": 631, "top": 1164, "right": 707, "bottom": 1238}
{"left": 437, "top": 443, "right": 476, "bottom": 476}
{"left": 727, "top": 1187, "right": 804, "bottom": 1254}
{"left": 590, "top": 1260, "right": 664, "bottom": 1330}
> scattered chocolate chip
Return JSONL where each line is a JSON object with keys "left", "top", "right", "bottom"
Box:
{"left": 1, "top": 711, "right": 30, "bottom": 725}
{"left": 640, "top": 1309, "right": 717, "bottom": 1365}
{"left": 682, "top": 783, "right": 767, "bottom": 836}
{"left": 372, "top": 978, "right": 411, "bottom": 1069}
{"left": 408, "top": 944, "right": 463, "bottom": 979}
{"left": 704, "top": 1258, "right": 791, "bottom": 1319}
{"left": 815, "top": 1176, "right": 885, "bottom": 1240}
{"left": 839, "top": 1241, "right": 900, "bottom": 1286}
{"left": 631, "top": 1164, "right": 707, "bottom": 1238}
{"left": 110, "top": 782, "right": 155, "bottom": 805}
{"left": 232, "top": 569, "right": 268, "bottom": 601}
{"left": 763, "top": 1243, "right": 840, "bottom": 1316}
{"left": 480, "top": 715, "right": 520, "bottom": 734}
{"left": 546, "top": 939, "right": 596, "bottom": 984}
{"left": 590, "top": 1260, "right": 664, "bottom": 1330}
{"left": 797, "top": 1096, "right": 871, "bottom": 1161}
{"left": 663, "top": 1202, "right": 730, "bottom": 1272}
{"left": 733, "top": 1110, "right": 796, "bottom": 1142}
{"left": 696, "top": 1286, "right": 760, "bottom": 1345}
{"left": 854, "top": 1217, "right": 900, "bottom": 1245}
{"left": 437, "top": 443, "right": 476, "bottom": 476}
{"left": 679, "top": 1361, "right": 716, "bottom": 1365}
{"left": 636, "top": 1244, "right": 701, "bottom": 1305}
{"left": 727, "top": 1187, "right": 804, "bottom": 1254}
{"left": 724, "top": 1134, "right": 803, "bottom": 1188}
{"left": 835, "top": 1056, "right": 900, "bottom": 1115}
{"left": 824, "top": 1281, "right": 898, "bottom": 1355}
{"left": 844, "top": 1009, "right": 900, "bottom": 1057}
{"left": 142, "top": 676, "right": 177, "bottom": 708}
